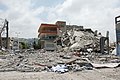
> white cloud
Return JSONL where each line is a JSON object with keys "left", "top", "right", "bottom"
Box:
{"left": 50, "top": 0, "right": 120, "bottom": 42}
{"left": 0, "top": 0, "right": 44, "bottom": 38}
{"left": 0, "top": 0, "right": 120, "bottom": 42}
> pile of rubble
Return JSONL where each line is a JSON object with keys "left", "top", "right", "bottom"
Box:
{"left": 0, "top": 25, "right": 119, "bottom": 73}
{"left": 0, "top": 49, "right": 120, "bottom": 73}
{"left": 56, "top": 28, "right": 102, "bottom": 53}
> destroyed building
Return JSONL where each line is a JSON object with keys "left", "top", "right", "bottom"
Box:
{"left": 38, "top": 21, "right": 109, "bottom": 53}
{"left": 0, "top": 18, "right": 9, "bottom": 50}
{"left": 1, "top": 37, "right": 13, "bottom": 49}
{"left": 0, "top": 18, "right": 120, "bottom": 78}
{"left": 38, "top": 21, "right": 84, "bottom": 51}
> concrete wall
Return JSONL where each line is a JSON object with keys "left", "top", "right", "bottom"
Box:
{"left": 44, "top": 40, "right": 56, "bottom": 51}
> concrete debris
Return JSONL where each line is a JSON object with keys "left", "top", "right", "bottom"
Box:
{"left": 55, "top": 28, "right": 103, "bottom": 53}
{"left": 91, "top": 63, "right": 120, "bottom": 68}
{"left": 110, "top": 59, "right": 120, "bottom": 63}
{"left": 0, "top": 49, "right": 120, "bottom": 73}
{"left": 87, "top": 48, "right": 93, "bottom": 53}
{"left": 61, "top": 55, "right": 72, "bottom": 59}
{"left": 111, "top": 48, "right": 117, "bottom": 55}
{"left": 72, "top": 64, "right": 83, "bottom": 72}
{"left": 50, "top": 64, "right": 68, "bottom": 73}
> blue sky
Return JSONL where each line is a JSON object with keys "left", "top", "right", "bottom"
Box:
{"left": 0, "top": 3, "right": 8, "bottom": 11}
{"left": 0, "top": 0, "right": 120, "bottom": 42}
{"left": 31, "top": 0, "right": 64, "bottom": 8}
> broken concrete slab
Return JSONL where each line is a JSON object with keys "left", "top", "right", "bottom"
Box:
{"left": 91, "top": 63, "right": 120, "bottom": 68}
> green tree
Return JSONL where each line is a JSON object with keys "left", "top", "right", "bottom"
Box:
{"left": 20, "top": 42, "right": 28, "bottom": 49}
{"left": 33, "top": 39, "right": 41, "bottom": 49}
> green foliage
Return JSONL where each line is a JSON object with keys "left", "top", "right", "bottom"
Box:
{"left": 33, "top": 39, "right": 41, "bottom": 49}
{"left": 0, "top": 51, "right": 6, "bottom": 55}
{"left": 20, "top": 42, "right": 29, "bottom": 49}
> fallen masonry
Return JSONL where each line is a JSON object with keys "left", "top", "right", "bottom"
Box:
{"left": 0, "top": 50, "right": 120, "bottom": 73}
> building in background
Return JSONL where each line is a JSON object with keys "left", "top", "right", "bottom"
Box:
{"left": 1, "top": 37, "right": 11, "bottom": 49}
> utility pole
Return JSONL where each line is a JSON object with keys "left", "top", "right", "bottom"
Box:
{"left": 0, "top": 34, "right": 2, "bottom": 49}
{"left": 15, "top": 32, "right": 20, "bottom": 50}
{"left": 5, "top": 19, "right": 9, "bottom": 49}
{"left": 106, "top": 31, "right": 109, "bottom": 54}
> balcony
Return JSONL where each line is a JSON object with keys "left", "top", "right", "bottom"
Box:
{"left": 40, "top": 35, "right": 57, "bottom": 40}
{"left": 40, "top": 27, "right": 57, "bottom": 34}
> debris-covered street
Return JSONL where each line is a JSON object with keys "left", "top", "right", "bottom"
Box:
{"left": 0, "top": 18, "right": 120, "bottom": 79}
{"left": 0, "top": 49, "right": 120, "bottom": 80}
{"left": 0, "top": 0, "right": 120, "bottom": 80}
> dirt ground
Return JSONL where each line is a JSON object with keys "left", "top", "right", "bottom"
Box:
{"left": 0, "top": 67, "right": 120, "bottom": 80}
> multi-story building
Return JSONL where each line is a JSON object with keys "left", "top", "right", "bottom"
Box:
{"left": 38, "top": 23, "right": 59, "bottom": 51}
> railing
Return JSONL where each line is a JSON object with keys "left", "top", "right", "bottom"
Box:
{"left": 40, "top": 35, "right": 57, "bottom": 40}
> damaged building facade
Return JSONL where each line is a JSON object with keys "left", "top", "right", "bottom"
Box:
{"left": 0, "top": 18, "right": 9, "bottom": 50}
{"left": 38, "top": 24, "right": 59, "bottom": 51}
{"left": 38, "top": 21, "right": 108, "bottom": 52}
{"left": 38, "top": 21, "right": 68, "bottom": 51}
